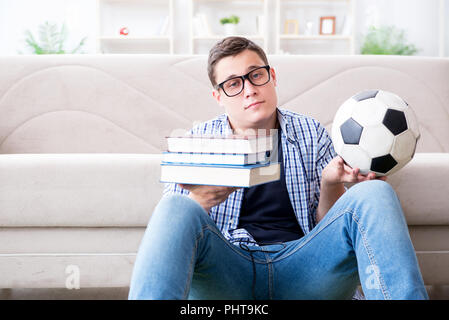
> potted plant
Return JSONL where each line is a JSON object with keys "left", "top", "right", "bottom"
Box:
{"left": 24, "top": 21, "right": 87, "bottom": 54}
{"left": 360, "top": 25, "right": 418, "bottom": 55}
{"left": 220, "top": 15, "right": 240, "bottom": 36}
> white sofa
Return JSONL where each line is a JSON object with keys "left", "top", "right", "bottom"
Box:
{"left": 0, "top": 54, "right": 448, "bottom": 299}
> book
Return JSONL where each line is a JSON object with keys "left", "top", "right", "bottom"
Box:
{"left": 192, "top": 16, "right": 205, "bottom": 37}
{"left": 162, "top": 151, "right": 268, "bottom": 166}
{"left": 256, "top": 15, "right": 265, "bottom": 36}
{"left": 160, "top": 162, "right": 280, "bottom": 188}
{"left": 197, "top": 13, "right": 213, "bottom": 36}
{"left": 166, "top": 134, "right": 273, "bottom": 154}
{"left": 157, "top": 15, "right": 169, "bottom": 36}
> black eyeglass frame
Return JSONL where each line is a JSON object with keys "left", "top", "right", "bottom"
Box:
{"left": 215, "top": 65, "right": 271, "bottom": 97}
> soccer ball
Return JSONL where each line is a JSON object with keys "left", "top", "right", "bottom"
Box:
{"left": 331, "top": 89, "right": 420, "bottom": 177}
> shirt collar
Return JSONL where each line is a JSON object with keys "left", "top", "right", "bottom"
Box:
{"left": 277, "top": 108, "right": 296, "bottom": 142}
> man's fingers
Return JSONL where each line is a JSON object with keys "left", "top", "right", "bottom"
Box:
{"left": 337, "top": 157, "right": 345, "bottom": 167}
{"left": 352, "top": 168, "right": 359, "bottom": 179}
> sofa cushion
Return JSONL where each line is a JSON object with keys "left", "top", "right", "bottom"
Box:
{"left": 0, "top": 154, "right": 163, "bottom": 227}
{"left": 0, "top": 153, "right": 447, "bottom": 227}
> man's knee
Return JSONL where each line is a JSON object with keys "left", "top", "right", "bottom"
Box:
{"left": 349, "top": 179, "right": 397, "bottom": 202}
{"left": 346, "top": 179, "right": 405, "bottom": 222}
{"left": 151, "top": 194, "right": 208, "bottom": 227}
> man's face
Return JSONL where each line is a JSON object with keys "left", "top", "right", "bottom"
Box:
{"left": 212, "top": 49, "right": 278, "bottom": 132}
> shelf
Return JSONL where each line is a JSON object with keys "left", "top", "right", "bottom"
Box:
{"left": 97, "top": 0, "right": 173, "bottom": 54}
{"left": 275, "top": 0, "right": 355, "bottom": 54}
{"left": 193, "top": 0, "right": 264, "bottom": 3}
{"left": 279, "top": 35, "right": 352, "bottom": 40}
{"left": 280, "top": 0, "right": 349, "bottom": 3}
{"left": 193, "top": 35, "right": 264, "bottom": 40}
{"left": 190, "top": 0, "right": 268, "bottom": 54}
{"left": 99, "top": 36, "right": 171, "bottom": 41}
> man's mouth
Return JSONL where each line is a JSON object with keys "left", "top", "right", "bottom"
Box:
{"left": 245, "top": 101, "right": 264, "bottom": 110}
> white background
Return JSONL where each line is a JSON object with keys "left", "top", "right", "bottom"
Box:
{"left": 0, "top": 0, "right": 447, "bottom": 56}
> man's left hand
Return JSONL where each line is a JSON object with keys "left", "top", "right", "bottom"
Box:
{"left": 322, "top": 156, "right": 387, "bottom": 186}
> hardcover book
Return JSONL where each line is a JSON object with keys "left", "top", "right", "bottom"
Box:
{"left": 162, "top": 151, "right": 268, "bottom": 166}
{"left": 166, "top": 134, "right": 273, "bottom": 154}
{"left": 160, "top": 162, "right": 280, "bottom": 188}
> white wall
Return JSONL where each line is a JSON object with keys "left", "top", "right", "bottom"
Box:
{"left": 355, "top": 0, "right": 441, "bottom": 56}
{"left": 0, "top": 0, "right": 97, "bottom": 55}
{"left": 0, "top": 0, "right": 446, "bottom": 56}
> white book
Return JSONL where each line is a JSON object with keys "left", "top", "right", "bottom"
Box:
{"left": 162, "top": 151, "right": 268, "bottom": 165}
{"left": 157, "top": 15, "right": 169, "bottom": 36}
{"left": 341, "top": 15, "right": 352, "bottom": 36}
{"left": 197, "top": 13, "right": 213, "bottom": 36}
{"left": 256, "top": 15, "right": 265, "bottom": 36}
{"left": 166, "top": 134, "right": 273, "bottom": 154}
{"left": 193, "top": 17, "right": 206, "bottom": 37}
{"left": 160, "top": 162, "right": 280, "bottom": 188}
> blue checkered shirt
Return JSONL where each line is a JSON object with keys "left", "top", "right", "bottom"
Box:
{"left": 163, "top": 107, "right": 337, "bottom": 247}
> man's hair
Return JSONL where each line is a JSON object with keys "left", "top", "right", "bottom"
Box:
{"left": 207, "top": 36, "right": 269, "bottom": 88}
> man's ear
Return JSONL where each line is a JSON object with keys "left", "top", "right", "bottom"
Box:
{"left": 270, "top": 67, "right": 277, "bottom": 87}
{"left": 212, "top": 89, "right": 224, "bottom": 107}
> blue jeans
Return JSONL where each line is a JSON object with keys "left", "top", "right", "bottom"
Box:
{"left": 128, "top": 180, "right": 428, "bottom": 300}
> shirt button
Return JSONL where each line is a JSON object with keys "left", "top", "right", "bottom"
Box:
{"left": 229, "top": 219, "right": 234, "bottom": 224}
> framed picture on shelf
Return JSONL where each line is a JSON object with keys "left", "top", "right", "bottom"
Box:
{"left": 320, "top": 16, "right": 336, "bottom": 35}
{"left": 284, "top": 19, "right": 299, "bottom": 35}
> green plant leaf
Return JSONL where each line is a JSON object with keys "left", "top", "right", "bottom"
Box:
{"left": 220, "top": 15, "right": 239, "bottom": 25}
{"left": 360, "top": 25, "right": 418, "bottom": 55}
{"left": 24, "top": 21, "right": 86, "bottom": 54}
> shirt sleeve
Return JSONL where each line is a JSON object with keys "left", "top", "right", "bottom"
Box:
{"left": 310, "top": 122, "right": 338, "bottom": 226}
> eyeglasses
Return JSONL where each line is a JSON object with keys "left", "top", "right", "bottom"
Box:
{"left": 215, "top": 65, "right": 271, "bottom": 97}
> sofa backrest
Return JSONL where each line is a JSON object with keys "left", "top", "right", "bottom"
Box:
{"left": 0, "top": 55, "right": 448, "bottom": 154}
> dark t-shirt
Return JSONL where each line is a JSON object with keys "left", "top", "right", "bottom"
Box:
{"left": 237, "top": 133, "right": 304, "bottom": 244}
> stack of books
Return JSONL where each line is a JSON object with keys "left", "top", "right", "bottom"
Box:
{"left": 160, "top": 134, "right": 280, "bottom": 187}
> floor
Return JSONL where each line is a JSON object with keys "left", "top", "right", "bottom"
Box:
{"left": 0, "top": 287, "right": 129, "bottom": 300}
{"left": 0, "top": 286, "right": 448, "bottom": 300}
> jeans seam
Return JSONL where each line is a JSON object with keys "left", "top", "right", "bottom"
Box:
{"left": 351, "top": 211, "right": 391, "bottom": 300}
{"left": 183, "top": 227, "right": 204, "bottom": 299}
{"left": 268, "top": 261, "right": 273, "bottom": 299}
{"left": 263, "top": 251, "right": 273, "bottom": 300}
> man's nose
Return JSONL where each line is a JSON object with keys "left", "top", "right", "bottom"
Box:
{"left": 243, "top": 78, "right": 257, "bottom": 97}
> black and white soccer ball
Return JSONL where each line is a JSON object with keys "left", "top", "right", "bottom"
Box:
{"left": 331, "top": 89, "right": 420, "bottom": 177}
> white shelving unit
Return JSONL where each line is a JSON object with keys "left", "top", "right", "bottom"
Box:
{"left": 189, "top": 0, "right": 268, "bottom": 54}
{"left": 92, "top": 0, "right": 445, "bottom": 56}
{"left": 275, "top": 0, "right": 355, "bottom": 55}
{"left": 96, "top": 0, "right": 174, "bottom": 54}
{"left": 439, "top": 0, "right": 447, "bottom": 57}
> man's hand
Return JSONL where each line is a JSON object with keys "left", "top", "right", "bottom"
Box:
{"left": 179, "top": 184, "right": 239, "bottom": 213}
{"left": 322, "top": 156, "right": 387, "bottom": 186}
{"left": 316, "top": 156, "right": 387, "bottom": 223}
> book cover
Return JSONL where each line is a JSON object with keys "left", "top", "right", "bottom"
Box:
{"left": 166, "top": 134, "right": 274, "bottom": 154}
{"left": 160, "top": 162, "right": 280, "bottom": 188}
{"left": 162, "top": 151, "right": 268, "bottom": 165}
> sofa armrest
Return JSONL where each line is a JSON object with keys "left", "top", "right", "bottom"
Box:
{"left": 387, "top": 153, "right": 449, "bottom": 225}
{"left": 0, "top": 154, "right": 164, "bottom": 227}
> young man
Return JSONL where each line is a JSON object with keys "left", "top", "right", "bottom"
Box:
{"left": 128, "top": 37, "right": 428, "bottom": 300}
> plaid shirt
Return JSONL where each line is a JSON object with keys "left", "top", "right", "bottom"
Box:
{"left": 163, "top": 107, "right": 337, "bottom": 247}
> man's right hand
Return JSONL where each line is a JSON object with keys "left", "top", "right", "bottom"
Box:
{"left": 179, "top": 184, "right": 239, "bottom": 213}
